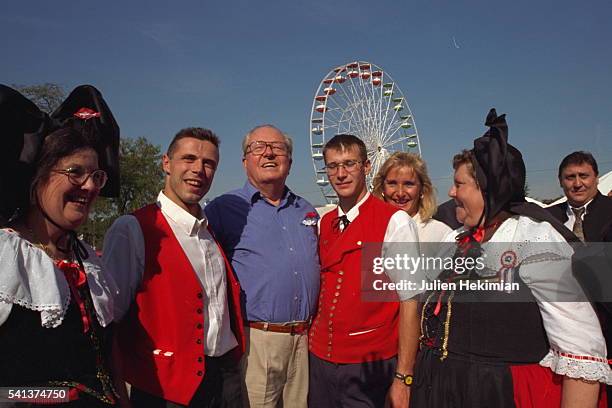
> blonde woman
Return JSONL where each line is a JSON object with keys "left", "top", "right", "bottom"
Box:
{"left": 373, "top": 152, "right": 451, "bottom": 245}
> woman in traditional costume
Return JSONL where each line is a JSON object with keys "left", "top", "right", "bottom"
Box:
{"left": 0, "top": 84, "right": 120, "bottom": 407}
{"left": 410, "top": 109, "right": 611, "bottom": 407}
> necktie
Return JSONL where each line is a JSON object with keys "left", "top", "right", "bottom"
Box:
{"left": 572, "top": 207, "right": 586, "bottom": 242}
{"left": 334, "top": 215, "right": 350, "bottom": 232}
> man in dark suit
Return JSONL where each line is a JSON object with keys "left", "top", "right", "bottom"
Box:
{"left": 548, "top": 151, "right": 612, "bottom": 407}
{"left": 547, "top": 151, "right": 612, "bottom": 242}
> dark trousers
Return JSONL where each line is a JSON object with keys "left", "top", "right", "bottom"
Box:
{"left": 308, "top": 352, "right": 396, "bottom": 408}
{"left": 131, "top": 353, "right": 243, "bottom": 408}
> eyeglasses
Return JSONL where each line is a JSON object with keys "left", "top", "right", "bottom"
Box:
{"left": 53, "top": 167, "right": 108, "bottom": 189}
{"left": 246, "top": 141, "right": 289, "bottom": 156}
{"left": 324, "top": 160, "right": 362, "bottom": 174}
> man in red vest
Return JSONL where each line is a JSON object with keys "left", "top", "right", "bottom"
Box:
{"left": 309, "top": 134, "right": 421, "bottom": 408}
{"left": 103, "top": 128, "right": 245, "bottom": 407}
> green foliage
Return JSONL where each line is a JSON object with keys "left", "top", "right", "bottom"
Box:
{"left": 80, "top": 137, "right": 165, "bottom": 249}
{"left": 12, "top": 83, "right": 66, "bottom": 113}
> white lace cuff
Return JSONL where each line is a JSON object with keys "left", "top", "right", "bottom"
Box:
{"left": 540, "top": 349, "right": 612, "bottom": 384}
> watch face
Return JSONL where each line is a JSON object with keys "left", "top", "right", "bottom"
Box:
{"left": 404, "top": 376, "right": 413, "bottom": 386}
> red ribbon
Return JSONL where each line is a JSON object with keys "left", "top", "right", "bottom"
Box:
{"left": 434, "top": 226, "right": 486, "bottom": 316}
{"left": 56, "top": 260, "right": 90, "bottom": 333}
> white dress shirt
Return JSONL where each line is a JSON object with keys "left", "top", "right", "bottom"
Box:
{"left": 563, "top": 198, "right": 594, "bottom": 230}
{"left": 103, "top": 191, "right": 237, "bottom": 356}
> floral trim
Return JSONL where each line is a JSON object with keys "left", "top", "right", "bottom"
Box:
{"left": 302, "top": 211, "right": 318, "bottom": 226}
{"left": 0, "top": 290, "right": 71, "bottom": 328}
{"left": 540, "top": 349, "right": 612, "bottom": 384}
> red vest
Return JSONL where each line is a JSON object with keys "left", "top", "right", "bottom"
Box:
{"left": 309, "top": 195, "right": 400, "bottom": 363}
{"left": 117, "top": 204, "right": 245, "bottom": 406}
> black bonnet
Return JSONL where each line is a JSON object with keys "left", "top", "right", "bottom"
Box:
{"left": 469, "top": 108, "right": 578, "bottom": 242}
{"left": 0, "top": 84, "right": 119, "bottom": 222}
{"left": 472, "top": 108, "right": 526, "bottom": 222}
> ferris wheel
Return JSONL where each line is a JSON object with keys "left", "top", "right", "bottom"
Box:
{"left": 309, "top": 61, "right": 421, "bottom": 204}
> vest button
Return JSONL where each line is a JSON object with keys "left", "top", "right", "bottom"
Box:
{"left": 197, "top": 323, "right": 203, "bottom": 329}
{"left": 196, "top": 338, "right": 202, "bottom": 344}
{"left": 338, "top": 271, "right": 344, "bottom": 275}
{"left": 197, "top": 292, "right": 203, "bottom": 299}
{"left": 197, "top": 308, "right": 203, "bottom": 314}
{"left": 198, "top": 357, "right": 204, "bottom": 363}
{"left": 197, "top": 371, "right": 203, "bottom": 376}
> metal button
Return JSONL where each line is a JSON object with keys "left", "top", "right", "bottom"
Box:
{"left": 196, "top": 338, "right": 202, "bottom": 344}
{"left": 327, "top": 353, "right": 331, "bottom": 358}
{"left": 339, "top": 271, "right": 344, "bottom": 275}
{"left": 197, "top": 292, "right": 203, "bottom": 299}
{"left": 328, "top": 341, "right": 332, "bottom": 345}
{"left": 198, "top": 356, "right": 203, "bottom": 363}
{"left": 197, "top": 323, "right": 203, "bottom": 329}
{"left": 329, "top": 313, "right": 334, "bottom": 318}
{"left": 332, "top": 299, "right": 338, "bottom": 304}
{"left": 335, "top": 285, "right": 341, "bottom": 290}
{"left": 197, "top": 371, "right": 203, "bottom": 376}
{"left": 330, "top": 305, "right": 336, "bottom": 311}
{"left": 337, "top": 277, "right": 343, "bottom": 283}
{"left": 357, "top": 241, "right": 362, "bottom": 245}
{"left": 334, "top": 292, "right": 339, "bottom": 297}
{"left": 196, "top": 308, "right": 203, "bottom": 314}
{"left": 289, "top": 247, "right": 294, "bottom": 251}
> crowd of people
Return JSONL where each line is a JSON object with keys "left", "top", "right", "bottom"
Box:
{"left": 0, "top": 84, "right": 611, "bottom": 408}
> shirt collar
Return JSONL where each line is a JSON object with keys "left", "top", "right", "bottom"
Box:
{"left": 565, "top": 197, "right": 595, "bottom": 218}
{"left": 157, "top": 191, "right": 207, "bottom": 236}
{"left": 337, "top": 192, "right": 370, "bottom": 223}
{"left": 242, "top": 180, "right": 294, "bottom": 206}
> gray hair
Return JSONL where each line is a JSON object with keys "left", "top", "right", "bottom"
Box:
{"left": 242, "top": 124, "right": 293, "bottom": 157}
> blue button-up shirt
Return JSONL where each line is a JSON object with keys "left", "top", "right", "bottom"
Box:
{"left": 205, "top": 182, "right": 320, "bottom": 323}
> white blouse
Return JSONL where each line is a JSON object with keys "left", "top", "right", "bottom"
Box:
{"left": 412, "top": 213, "right": 453, "bottom": 257}
{"left": 420, "top": 216, "right": 611, "bottom": 383}
{"left": 0, "top": 229, "right": 117, "bottom": 328}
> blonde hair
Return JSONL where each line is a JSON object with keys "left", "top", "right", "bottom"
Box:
{"left": 372, "top": 152, "right": 437, "bottom": 221}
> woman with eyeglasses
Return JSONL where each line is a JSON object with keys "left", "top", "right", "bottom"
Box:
{"left": 373, "top": 152, "right": 452, "bottom": 248}
{"left": 410, "top": 110, "right": 610, "bottom": 407}
{"left": 0, "top": 85, "right": 120, "bottom": 406}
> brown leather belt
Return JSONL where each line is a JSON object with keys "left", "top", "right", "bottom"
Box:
{"left": 248, "top": 321, "right": 310, "bottom": 335}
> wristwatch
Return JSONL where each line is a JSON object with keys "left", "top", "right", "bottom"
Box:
{"left": 394, "top": 372, "right": 413, "bottom": 386}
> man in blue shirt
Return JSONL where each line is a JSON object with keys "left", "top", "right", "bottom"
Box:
{"left": 205, "top": 124, "right": 320, "bottom": 408}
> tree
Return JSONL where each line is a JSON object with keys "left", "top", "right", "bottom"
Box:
{"left": 80, "top": 137, "right": 165, "bottom": 248}
{"left": 13, "top": 83, "right": 66, "bottom": 113}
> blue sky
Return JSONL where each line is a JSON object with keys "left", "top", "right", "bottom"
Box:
{"left": 2, "top": 0, "right": 611, "bottom": 205}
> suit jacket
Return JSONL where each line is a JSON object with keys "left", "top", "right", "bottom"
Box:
{"left": 547, "top": 192, "right": 612, "bottom": 242}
